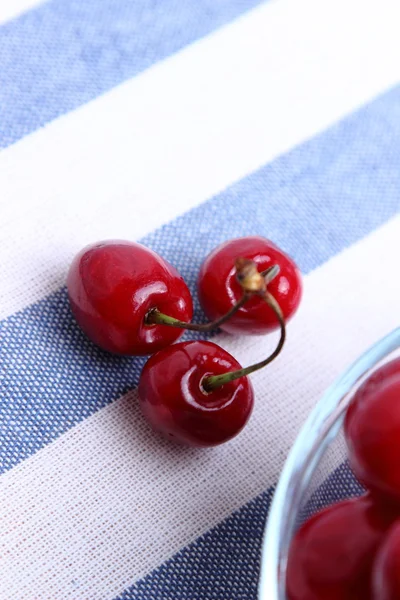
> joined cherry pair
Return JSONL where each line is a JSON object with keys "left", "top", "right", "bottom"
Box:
{"left": 67, "top": 236, "right": 302, "bottom": 446}
{"left": 287, "top": 358, "right": 400, "bottom": 599}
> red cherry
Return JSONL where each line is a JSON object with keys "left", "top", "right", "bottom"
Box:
{"left": 197, "top": 236, "right": 302, "bottom": 335}
{"left": 372, "top": 520, "right": 400, "bottom": 600}
{"left": 67, "top": 240, "right": 193, "bottom": 355}
{"left": 344, "top": 358, "right": 400, "bottom": 502}
{"left": 138, "top": 340, "right": 254, "bottom": 446}
{"left": 286, "top": 495, "right": 400, "bottom": 600}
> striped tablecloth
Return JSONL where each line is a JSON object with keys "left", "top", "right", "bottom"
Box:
{"left": 1, "top": 0, "right": 399, "bottom": 598}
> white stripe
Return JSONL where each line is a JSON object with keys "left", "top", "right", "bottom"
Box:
{"left": 1, "top": 216, "right": 399, "bottom": 600}
{"left": 1, "top": 0, "right": 399, "bottom": 319}
{"left": 0, "top": 0, "right": 45, "bottom": 25}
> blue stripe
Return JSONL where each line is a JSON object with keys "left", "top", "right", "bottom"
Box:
{"left": 1, "top": 85, "right": 400, "bottom": 473}
{"left": 115, "top": 463, "right": 361, "bottom": 599}
{"left": 115, "top": 487, "right": 275, "bottom": 600}
{"left": 0, "top": 0, "right": 262, "bottom": 149}
{"left": 300, "top": 461, "right": 364, "bottom": 525}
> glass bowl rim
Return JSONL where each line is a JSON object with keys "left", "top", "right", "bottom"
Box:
{"left": 258, "top": 327, "right": 400, "bottom": 600}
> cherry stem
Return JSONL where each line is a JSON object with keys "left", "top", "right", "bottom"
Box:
{"left": 146, "top": 293, "right": 250, "bottom": 332}
{"left": 145, "top": 264, "right": 280, "bottom": 333}
{"left": 201, "top": 292, "right": 286, "bottom": 392}
{"left": 261, "top": 264, "right": 280, "bottom": 283}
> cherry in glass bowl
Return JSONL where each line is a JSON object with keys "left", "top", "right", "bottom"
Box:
{"left": 258, "top": 328, "right": 400, "bottom": 600}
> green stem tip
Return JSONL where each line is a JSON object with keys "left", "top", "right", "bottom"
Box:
{"left": 145, "top": 292, "right": 250, "bottom": 333}
{"left": 145, "top": 264, "right": 280, "bottom": 334}
{"left": 202, "top": 292, "right": 286, "bottom": 392}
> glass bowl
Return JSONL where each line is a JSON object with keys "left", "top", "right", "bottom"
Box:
{"left": 258, "top": 327, "right": 400, "bottom": 600}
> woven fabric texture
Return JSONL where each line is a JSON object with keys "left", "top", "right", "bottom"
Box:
{"left": 0, "top": 0, "right": 399, "bottom": 598}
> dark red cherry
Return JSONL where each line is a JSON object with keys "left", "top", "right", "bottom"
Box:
{"left": 67, "top": 240, "right": 193, "bottom": 355}
{"left": 344, "top": 358, "right": 400, "bottom": 502}
{"left": 197, "top": 236, "right": 302, "bottom": 335}
{"left": 372, "top": 519, "right": 400, "bottom": 600}
{"left": 138, "top": 340, "right": 254, "bottom": 446}
{"left": 286, "top": 494, "right": 400, "bottom": 600}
